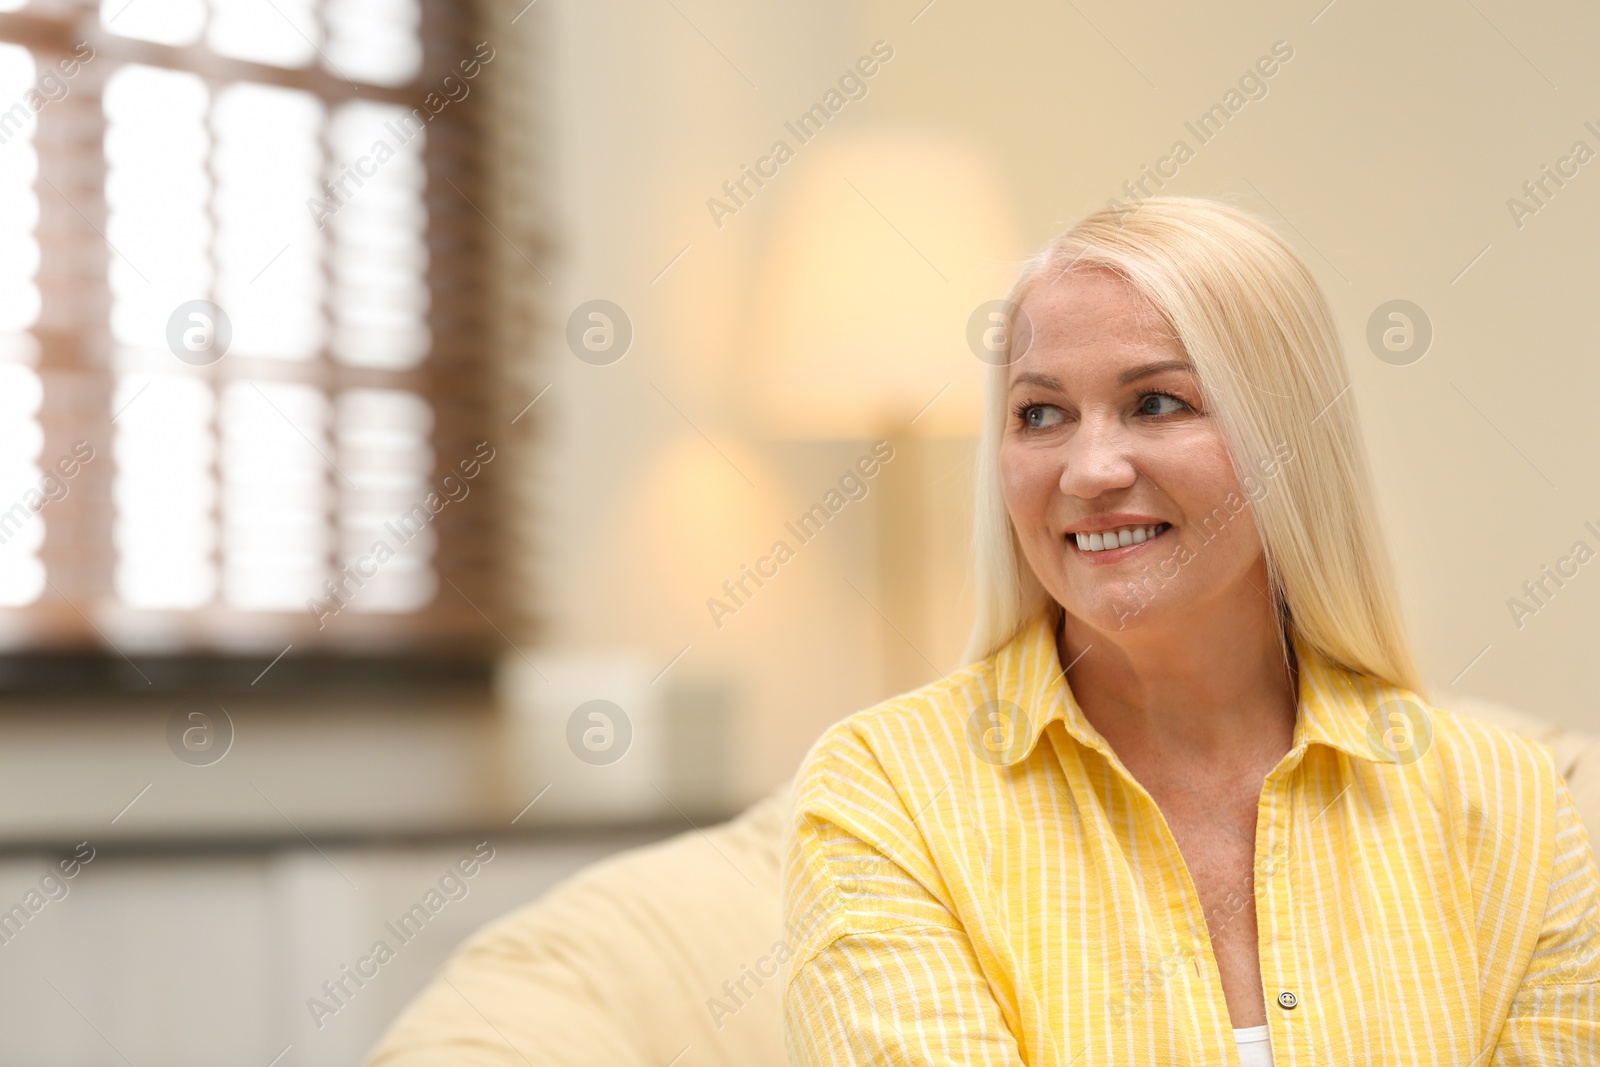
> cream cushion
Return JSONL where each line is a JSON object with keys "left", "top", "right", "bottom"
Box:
{"left": 365, "top": 701, "right": 1599, "bottom": 1066}
{"left": 364, "top": 781, "right": 794, "bottom": 1067}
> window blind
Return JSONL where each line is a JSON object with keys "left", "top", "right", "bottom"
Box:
{"left": 0, "top": 0, "right": 499, "bottom": 664}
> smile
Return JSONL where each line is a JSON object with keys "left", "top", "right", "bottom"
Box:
{"left": 1068, "top": 522, "right": 1172, "bottom": 557}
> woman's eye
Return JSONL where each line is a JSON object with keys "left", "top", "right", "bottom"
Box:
{"left": 1139, "top": 393, "right": 1189, "bottom": 417}
{"left": 1018, "top": 403, "right": 1063, "bottom": 429}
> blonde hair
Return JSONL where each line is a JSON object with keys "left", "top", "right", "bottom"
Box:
{"left": 961, "top": 196, "right": 1428, "bottom": 698}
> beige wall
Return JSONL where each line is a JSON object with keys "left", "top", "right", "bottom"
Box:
{"left": 519, "top": 0, "right": 1599, "bottom": 809}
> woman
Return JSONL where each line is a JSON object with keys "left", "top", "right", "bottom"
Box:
{"left": 779, "top": 197, "right": 1599, "bottom": 1065}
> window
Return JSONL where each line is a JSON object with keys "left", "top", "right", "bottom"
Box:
{"left": 0, "top": 0, "right": 498, "bottom": 678}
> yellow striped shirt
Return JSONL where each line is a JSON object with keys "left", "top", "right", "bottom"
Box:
{"left": 780, "top": 606, "right": 1600, "bottom": 1065}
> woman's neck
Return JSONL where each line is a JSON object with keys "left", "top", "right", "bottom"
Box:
{"left": 1055, "top": 597, "right": 1299, "bottom": 778}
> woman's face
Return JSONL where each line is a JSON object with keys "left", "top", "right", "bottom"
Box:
{"left": 1000, "top": 267, "right": 1267, "bottom": 637}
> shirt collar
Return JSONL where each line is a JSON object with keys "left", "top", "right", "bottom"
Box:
{"left": 990, "top": 605, "right": 1402, "bottom": 768}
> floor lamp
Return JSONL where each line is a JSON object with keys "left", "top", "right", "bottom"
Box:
{"left": 742, "top": 130, "right": 1019, "bottom": 695}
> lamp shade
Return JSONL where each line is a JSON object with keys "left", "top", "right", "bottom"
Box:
{"left": 743, "top": 130, "right": 1022, "bottom": 439}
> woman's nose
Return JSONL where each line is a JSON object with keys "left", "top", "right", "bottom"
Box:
{"left": 1057, "top": 416, "right": 1137, "bottom": 496}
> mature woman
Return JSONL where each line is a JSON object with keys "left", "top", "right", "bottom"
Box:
{"left": 779, "top": 197, "right": 1599, "bottom": 1065}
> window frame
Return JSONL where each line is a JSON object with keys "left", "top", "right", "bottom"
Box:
{"left": 0, "top": 0, "right": 503, "bottom": 687}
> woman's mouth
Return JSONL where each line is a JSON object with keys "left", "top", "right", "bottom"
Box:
{"left": 1067, "top": 521, "right": 1172, "bottom": 561}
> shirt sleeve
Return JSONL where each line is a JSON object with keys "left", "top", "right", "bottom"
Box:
{"left": 1490, "top": 768, "right": 1600, "bottom": 1064}
{"left": 780, "top": 721, "right": 1026, "bottom": 1066}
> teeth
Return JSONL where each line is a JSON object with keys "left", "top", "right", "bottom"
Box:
{"left": 1074, "top": 523, "right": 1167, "bottom": 553}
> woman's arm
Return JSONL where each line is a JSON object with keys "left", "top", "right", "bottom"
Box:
{"left": 785, "top": 923, "right": 1026, "bottom": 1066}
{"left": 1490, "top": 770, "right": 1600, "bottom": 1064}
{"left": 780, "top": 722, "right": 1027, "bottom": 1066}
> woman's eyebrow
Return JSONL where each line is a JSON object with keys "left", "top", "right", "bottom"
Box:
{"left": 1009, "top": 371, "right": 1061, "bottom": 392}
{"left": 1118, "top": 359, "right": 1195, "bottom": 385}
{"left": 1009, "top": 360, "right": 1195, "bottom": 393}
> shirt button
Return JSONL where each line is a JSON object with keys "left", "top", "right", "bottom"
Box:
{"left": 1277, "top": 991, "right": 1299, "bottom": 1010}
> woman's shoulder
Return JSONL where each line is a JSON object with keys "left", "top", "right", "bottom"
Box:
{"left": 1317, "top": 649, "right": 1562, "bottom": 802}
{"left": 1417, "top": 697, "right": 1600, "bottom": 983}
{"left": 787, "top": 657, "right": 1001, "bottom": 816}
{"left": 1420, "top": 696, "right": 1566, "bottom": 792}
{"left": 1295, "top": 645, "right": 1570, "bottom": 864}
{"left": 1405, "top": 695, "right": 1578, "bottom": 859}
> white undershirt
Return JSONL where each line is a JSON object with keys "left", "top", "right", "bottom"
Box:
{"left": 1234, "top": 1024, "right": 1273, "bottom": 1067}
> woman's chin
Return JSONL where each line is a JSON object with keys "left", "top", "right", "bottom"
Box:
{"left": 1057, "top": 586, "right": 1172, "bottom": 635}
